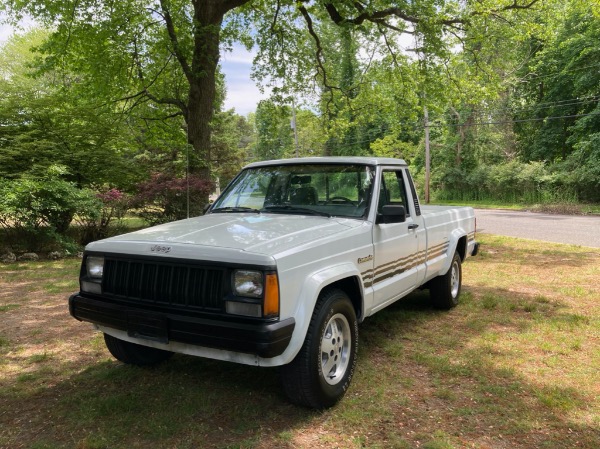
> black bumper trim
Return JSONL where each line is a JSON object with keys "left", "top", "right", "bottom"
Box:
{"left": 69, "top": 293, "right": 295, "bottom": 358}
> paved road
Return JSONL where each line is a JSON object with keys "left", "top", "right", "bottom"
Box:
{"left": 474, "top": 209, "right": 600, "bottom": 248}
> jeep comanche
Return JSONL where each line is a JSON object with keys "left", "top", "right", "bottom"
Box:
{"left": 69, "top": 157, "right": 479, "bottom": 408}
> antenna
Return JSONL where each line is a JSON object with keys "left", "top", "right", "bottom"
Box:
{"left": 291, "top": 98, "right": 299, "bottom": 158}
{"left": 186, "top": 143, "right": 190, "bottom": 219}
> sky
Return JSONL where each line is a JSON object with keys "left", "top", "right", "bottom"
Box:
{"left": 0, "top": 16, "right": 268, "bottom": 116}
{"left": 220, "top": 44, "right": 270, "bottom": 115}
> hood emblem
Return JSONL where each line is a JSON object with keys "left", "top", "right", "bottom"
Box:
{"left": 151, "top": 245, "right": 172, "bottom": 254}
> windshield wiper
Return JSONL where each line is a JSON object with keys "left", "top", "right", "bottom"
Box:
{"left": 262, "top": 205, "right": 331, "bottom": 218}
{"left": 211, "top": 206, "right": 260, "bottom": 214}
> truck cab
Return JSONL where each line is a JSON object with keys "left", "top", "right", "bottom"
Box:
{"left": 69, "top": 157, "right": 478, "bottom": 408}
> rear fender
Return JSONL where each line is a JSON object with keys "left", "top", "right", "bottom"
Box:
{"left": 437, "top": 229, "right": 467, "bottom": 276}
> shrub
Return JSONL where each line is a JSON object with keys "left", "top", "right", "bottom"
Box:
{"left": 0, "top": 175, "right": 100, "bottom": 252}
{"left": 74, "top": 188, "right": 131, "bottom": 244}
{"left": 132, "top": 173, "right": 214, "bottom": 225}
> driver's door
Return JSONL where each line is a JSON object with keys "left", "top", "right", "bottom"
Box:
{"left": 371, "top": 169, "right": 425, "bottom": 311}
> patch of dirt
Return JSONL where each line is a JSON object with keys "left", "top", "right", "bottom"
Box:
{"left": 1, "top": 248, "right": 599, "bottom": 449}
{"left": 0, "top": 267, "right": 103, "bottom": 448}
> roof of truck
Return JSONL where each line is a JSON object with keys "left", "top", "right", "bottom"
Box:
{"left": 245, "top": 156, "right": 407, "bottom": 168}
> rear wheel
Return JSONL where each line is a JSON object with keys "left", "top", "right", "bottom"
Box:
{"left": 104, "top": 333, "right": 173, "bottom": 366}
{"left": 281, "top": 289, "right": 358, "bottom": 409}
{"left": 430, "top": 252, "right": 462, "bottom": 309}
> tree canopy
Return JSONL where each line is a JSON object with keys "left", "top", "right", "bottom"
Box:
{"left": 1, "top": 0, "right": 599, "bottom": 215}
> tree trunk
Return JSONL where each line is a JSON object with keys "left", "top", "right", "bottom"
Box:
{"left": 186, "top": 2, "right": 221, "bottom": 178}
{"left": 181, "top": 0, "right": 249, "bottom": 213}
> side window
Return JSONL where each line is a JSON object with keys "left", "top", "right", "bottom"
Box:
{"left": 378, "top": 171, "right": 410, "bottom": 216}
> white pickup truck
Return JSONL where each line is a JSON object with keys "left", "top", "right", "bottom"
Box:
{"left": 70, "top": 157, "right": 479, "bottom": 408}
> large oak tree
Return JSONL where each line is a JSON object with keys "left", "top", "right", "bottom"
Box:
{"left": 1, "top": 0, "right": 542, "bottom": 209}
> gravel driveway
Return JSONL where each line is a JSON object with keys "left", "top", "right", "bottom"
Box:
{"left": 474, "top": 209, "right": 600, "bottom": 248}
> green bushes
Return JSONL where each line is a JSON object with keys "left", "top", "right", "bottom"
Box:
{"left": 0, "top": 166, "right": 216, "bottom": 255}
{"left": 73, "top": 188, "right": 130, "bottom": 244}
{"left": 431, "top": 160, "right": 581, "bottom": 204}
{"left": 0, "top": 168, "right": 100, "bottom": 253}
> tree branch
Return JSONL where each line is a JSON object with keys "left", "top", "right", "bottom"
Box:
{"left": 139, "top": 111, "right": 185, "bottom": 121}
{"left": 159, "top": 0, "right": 192, "bottom": 82}
{"left": 323, "top": 0, "right": 542, "bottom": 28}
{"left": 144, "top": 90, "right": 188, "bottom": 118}
{"left": 297, "top": 4, "right": 343, "bottom": 95}
{"left": 271, "top": 0, "right": 282, "bottom": 35}
{"left": 499, "top": 0, "right": 542, "bottom": 11}
{"left": 378, "top": 25, "right": 402, "bottom": 71}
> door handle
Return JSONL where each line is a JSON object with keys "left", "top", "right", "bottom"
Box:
{"left": 408, "top": 224, "right": 419, "bottom": 230}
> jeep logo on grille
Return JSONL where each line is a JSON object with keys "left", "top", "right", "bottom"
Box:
{"left": 150, "top": 245, "right": 171, "bottom": 254}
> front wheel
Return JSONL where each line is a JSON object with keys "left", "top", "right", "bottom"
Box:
{"left": 430, "top": 252, "right": 462, "bottom": 309}
{"left": 280, "top": 289, "right": 358, "bottom": 409}
{"left": 104, "top": 333, "right": 173, "bottom": 366}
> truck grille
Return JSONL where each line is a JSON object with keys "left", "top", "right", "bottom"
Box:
{"left": 102, "top": 258, "right": 226, "bottom": 311}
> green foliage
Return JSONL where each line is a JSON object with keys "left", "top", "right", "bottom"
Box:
{"left": 510, "top": 2, "right": 600, "bottom": 201}
{"left": 1, "top": 0, "right": 598, "bottom": 208}
{"left": 253, "top": 100, "right": 293, "bottom": 160}
{"left": 430, "top": 160, "right": 580, "bottom": 204}
{"left": 252, "top": 100, "right": 325, "bottom": 160}
{"left": 0, "top": 29, "right": 143, "bottom": 188}
{"left": 73, "top": 189, "right": 131, "bottom": 244}
{"left": 211, "top": 110, "right": 254, "bottom": 186}
{"left": 371, "top": 135, "right": 419, "bottom": 164}
{"left": 0, "top": 166, "right": 101, "bottom": 252}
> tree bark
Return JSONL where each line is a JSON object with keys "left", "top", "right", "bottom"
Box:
{"left": 161, "top": 0, "right": 249, "bottom": 212}
{"left": 184, "top": 0, "right": 251, "bottom": 174}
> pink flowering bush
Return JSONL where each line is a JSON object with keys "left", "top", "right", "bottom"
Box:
{"left": 75, "top": 188, "right": 130, "bottom": 243}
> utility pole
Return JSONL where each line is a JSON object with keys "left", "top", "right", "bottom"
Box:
{"left": 416, "top": 31, "right": 430, "bottom": 204}
{"left": 291, "top": 99, "right": 299, "bottom": 158}
{"left": 424, "top": 106, "right": 430, "bottom": 204}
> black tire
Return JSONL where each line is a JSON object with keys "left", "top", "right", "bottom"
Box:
{"left": 104, "top": 333, "right": 173, "bottom": 366}
{"left": 430, "top": 252, "right": 462, "bottom": 309}
{"left": 280, "top": 289, "right": 358, "bottom": 409}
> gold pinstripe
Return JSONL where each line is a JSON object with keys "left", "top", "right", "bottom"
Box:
{"left": 360, "top": 242, "right": 450, "bottom": 288}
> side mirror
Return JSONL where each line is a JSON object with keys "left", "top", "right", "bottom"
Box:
{"left": 378, "top": 205, "right": 406, "bottom": 224}
{"left": 202, "top": 203, "right": 212, "bottom": 215}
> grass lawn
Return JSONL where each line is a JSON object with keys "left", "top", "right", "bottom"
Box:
{"left": 0, "top": 235, "right": 598, "bottom": 448}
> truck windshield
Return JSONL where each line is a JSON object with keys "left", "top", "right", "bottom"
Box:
{"left": 211, "top": 164, "right": 375, "bottom": 219}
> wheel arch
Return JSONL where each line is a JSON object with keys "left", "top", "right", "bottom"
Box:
{"left": 456, "top": 234, "right": 468, "bottom": 261}
{"left": 435, "top": 231, "right": 468, "bottom": 278}
{"left": 281, "top": 264, "right": 365, "bottom": 365}
{"left": 319, "top": 276, "right": 364, "bottom": 322}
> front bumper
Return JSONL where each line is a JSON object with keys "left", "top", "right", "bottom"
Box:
{"left": 69, "top": 293, "right": 295, "bottom": 358}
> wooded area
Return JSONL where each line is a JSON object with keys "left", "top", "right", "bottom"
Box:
{"left": 0, "top": 0, "right": 598, "bottom": 252}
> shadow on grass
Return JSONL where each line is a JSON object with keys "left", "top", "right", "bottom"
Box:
{"left": 0, "top": 242, "right": 600, "bottom": 449}
{"left": 1, "top": 291, "right": 598, "bottom": 449}
{"left": 350, "top": 289, "right": 598, "bottom": 449}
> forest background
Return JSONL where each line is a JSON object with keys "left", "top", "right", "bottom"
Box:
{"left": 0, "top": 0, "right": 599, "bottom": 254}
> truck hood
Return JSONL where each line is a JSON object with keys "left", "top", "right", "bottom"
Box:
{"left": 86, "top": 213, "right": 362, "bottom": 259}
